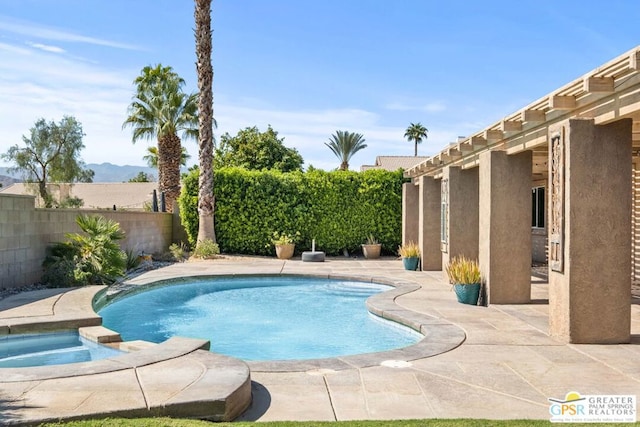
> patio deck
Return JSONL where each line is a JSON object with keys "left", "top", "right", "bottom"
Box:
{"left": 0, "top": 257, "right": 638, "bottom": 423}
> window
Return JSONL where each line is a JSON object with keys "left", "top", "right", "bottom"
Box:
{"left": 531, "top": 186, "right": 545, "bottom": 228}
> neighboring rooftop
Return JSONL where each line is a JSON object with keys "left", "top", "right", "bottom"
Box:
{"left": 360, "top": 155, "right": 430, "bottom": 172}
{"left": 0, "top": 182, "right": 157, "bottom": 210}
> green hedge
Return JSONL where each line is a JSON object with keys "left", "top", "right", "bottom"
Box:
{"left": 178, "top": 167, "right": 404, "bottom": 256}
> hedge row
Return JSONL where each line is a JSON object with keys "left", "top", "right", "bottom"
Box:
{"left": 178, "top": 167, "right": 405, "bottom": 256}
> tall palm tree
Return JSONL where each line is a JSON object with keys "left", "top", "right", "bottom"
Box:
{"left": 123, "top": 64, "right": 198, "bottom": 212}
{"left": 404, "top": 122, "right": 428, "bottom": 156}
{"left": 143, "top": 146, "right": 191, "bottom": 169}
{"left": 194, "top": 0, "right": 216, "bottom": 244}
{"left": 325, "top": 130, "right": 367, "bottom": 171}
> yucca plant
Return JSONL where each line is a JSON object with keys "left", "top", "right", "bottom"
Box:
{"left": 42, "top": 214, "right": 127, "bottom": 286}
{"left": 445, "top": 255, "right": 481, "bottom": 285}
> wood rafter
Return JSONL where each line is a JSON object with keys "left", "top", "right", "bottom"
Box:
{"left": 404, "top": 45, "right": 640, "bottom": 179}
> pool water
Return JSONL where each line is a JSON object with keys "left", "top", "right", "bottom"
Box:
{"left": 98, "top": 276, "right": 421, "bottom": 361}
{"left": 0, "top": 331, "right": 124, "bottom": 368}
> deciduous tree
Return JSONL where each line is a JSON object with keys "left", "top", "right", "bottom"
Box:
{"left": 1, "top": 116, "right": 93, "bottom": 208}
{"left": 215, "top": 126, "right": 304, "bottom": 172}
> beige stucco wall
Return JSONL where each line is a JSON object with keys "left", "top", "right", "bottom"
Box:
{"left": 442, "top": 166, "right": 479, "bottom": 273}
{"left": 548, "top": 118, "right": 632, "bottom": 343}
{"left": 0, "top": 194, "right": 173, "bottom": 290}
{"left": 402, "top": 181, "right": 419, "bottom": 245}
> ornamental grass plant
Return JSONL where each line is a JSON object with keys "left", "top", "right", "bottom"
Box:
{"left": 398, "top": 241, "right": 420, "bottom": 258}
{"left": 445, "top": 256, "right": 481, "bottom": 285}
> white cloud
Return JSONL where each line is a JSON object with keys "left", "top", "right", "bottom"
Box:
{"left": 26, "top": 41, "right": 65, "bottom": 54}
{"left": 0, "top": 16, "right": 141, "bottom": 50}
{"left": 385, "top": 101, "right": 447, "bottom": 113}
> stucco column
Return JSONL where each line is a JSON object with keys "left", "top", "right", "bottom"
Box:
{"left": 442, "top": 166, "right": 479, "bottom": 276}
{"left": 402, "top": 181, "right": 419, "bottom": 246}
{"left": 548, "top": 118, "right": 632, "bottom": 343}
{"left": 479, "top": 150, "right": 532, "bottom": 304}
{"left": 418, "top": 175, "right": 442, "bottom": 270}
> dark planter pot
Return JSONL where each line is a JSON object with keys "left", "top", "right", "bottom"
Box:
{"left": 402, "top": 256, "right": 419, "bottom": 271}
{"left": 453, "top": 283, "right": 481, "bottom": 305}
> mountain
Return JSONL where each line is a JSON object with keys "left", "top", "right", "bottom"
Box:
{"left": 0, "top": 174, "right": 19, "bottom": 189}
{"left": 85, "top": 163, "right": 157, "bottom": 182}
{"left": 0, "top": 163, "right": 158, "bottom": 183}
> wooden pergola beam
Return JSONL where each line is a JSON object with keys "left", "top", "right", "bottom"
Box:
{"left": 484, "top": 129, "right": 504, "bottom": 141}
{"left": 470, "top": 136, "right": 487, "bottom": 148}
{"left": 501, "top": 120, "right": 523, "bottom": 132}
{"left": 584, "top": 76, "right": 614, "bottom": 93}
{"left": 522, "top": 109, "right": 546, "bottom": 123}
{"left": 550, "top": 95, "right": 576, "bottom": 110}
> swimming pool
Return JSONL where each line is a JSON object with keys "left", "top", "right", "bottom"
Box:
{"left": 98, "top": 276, "right": 422, "bottom": 361}
{"left": 0, "top": 331, "right": 124, "bottom": 368}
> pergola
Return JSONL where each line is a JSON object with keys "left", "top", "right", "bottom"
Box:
{"left": 405, "top": 46, "right": 640, "bottom": 181}
{"left": 402, "top": 45, "right": 640, "bottom": 344}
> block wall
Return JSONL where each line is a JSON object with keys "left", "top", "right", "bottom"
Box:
{"left": 0, "top": 194, "right": 173, "bottom": 289}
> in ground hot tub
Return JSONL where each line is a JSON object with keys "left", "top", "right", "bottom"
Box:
{"left": 0, "top": 330, "right": 124, "bottom": 368}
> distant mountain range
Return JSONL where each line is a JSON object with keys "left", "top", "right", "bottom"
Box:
{"left": 0, "top": 163, "right": 159, "bottom": 184}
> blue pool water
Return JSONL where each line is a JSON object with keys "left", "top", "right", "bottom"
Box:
{"left": 98, "top": 276, "right": 421, "bottom": 361}
{"left": 0, "top": 331, "right": 124, "bottom": 368}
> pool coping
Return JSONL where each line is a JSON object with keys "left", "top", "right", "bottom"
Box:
{"left": 96, "top": 271, "right": 467, "bottom": 372}
{"left": 0, "top": 265, "right": 466, "bottom": 424}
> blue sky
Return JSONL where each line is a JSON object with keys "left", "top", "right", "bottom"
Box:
{"left": 0, "top": 1, "right": 638, "bottom": 171}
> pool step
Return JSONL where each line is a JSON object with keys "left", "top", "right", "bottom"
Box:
{"left": 78, "top": 326, "right": 122, "bottom": 344}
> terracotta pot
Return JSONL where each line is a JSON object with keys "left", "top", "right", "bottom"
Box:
{"left": 362, "top": 244, "right": 382, "bottom": 259}
{"left": 275, "top": 243, "right": 295, "bottom": 259}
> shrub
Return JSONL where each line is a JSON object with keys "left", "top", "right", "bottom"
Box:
{"left": 178, "top": 167, "right": 404, "bottom": 256}
{"left": 169, "top": 242, "right": 190, "bottom": 262}
{"left": 124, "top": 249, "right": 142, "bottom": 270}
{"left": 192, "top": 238, "right": 220, "bottom": 259}
{"left": 42, "top": 214, "right": 127, "bottom": 286}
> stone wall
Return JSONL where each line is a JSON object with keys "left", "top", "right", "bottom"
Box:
{"left": 0, "top": 194, "right": 174, "bottom": 290}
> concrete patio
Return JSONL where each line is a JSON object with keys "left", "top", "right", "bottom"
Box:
{"left": 1, "top": 256, "right": 639, "bottom": 423}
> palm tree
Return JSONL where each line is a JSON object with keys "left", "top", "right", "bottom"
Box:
{"left": 194, "top": 0, "right": 216, "bottom": 245}
{"left": 325, "top": 130, "right": 367, "bottom": 171}
{"left": 404, "top": 122, "right": 428, "bottom": 156}
{"left": 143, "top": 146, "right": 191, "bottom": 169}
{"left": 123, "top": 64, "right": 198, "bottom": 212}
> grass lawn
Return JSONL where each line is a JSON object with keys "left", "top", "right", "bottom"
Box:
{"left": 40, "top": 418, "right": 638, "bottom": 426}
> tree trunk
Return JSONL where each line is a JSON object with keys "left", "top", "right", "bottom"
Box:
{"left": 415, "top": 142, "right": 418, "bottom": 157}
{"left": 195, "top": 0, "right": 216, "bottom": 244}
{"left": 340, "top": 161, "right": 349, "bottom": 171}
{"left": 157, "top": 133, "right": 182, "bottom": 213}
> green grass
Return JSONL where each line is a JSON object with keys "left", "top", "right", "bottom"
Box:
{"left": 40, "top": 418, "right": 639, "bottom": 427}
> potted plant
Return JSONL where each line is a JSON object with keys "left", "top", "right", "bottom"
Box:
{"left": 362, "top": 234, "right": 382, "bottom": 259}
{"left": 445, "top": 255, "right": 482, "bottom": 305}
{"left": 398, "top": 241, "right": 420, "bottom": 271}
{"left": 271, "top": 231, "right": 299, "bottom": 260}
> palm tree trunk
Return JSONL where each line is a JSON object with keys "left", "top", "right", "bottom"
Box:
{"left": 340, "top": 161, "right": 349, "bottom": 171}
{"left": 157, "top": 133, "right": 182, "bottom": 213}
{"left": 415, "top": 142, "right": 418, "bottom": 157}
{"left": 195, "top": 0, "right": 216, "bottom": 244}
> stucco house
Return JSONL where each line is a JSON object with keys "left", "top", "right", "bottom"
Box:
{"left": 360, "top": 155, "right": 430, "bottom": 172}
{"left": 402, "top": 45, "right": 640, "bottom": 344}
